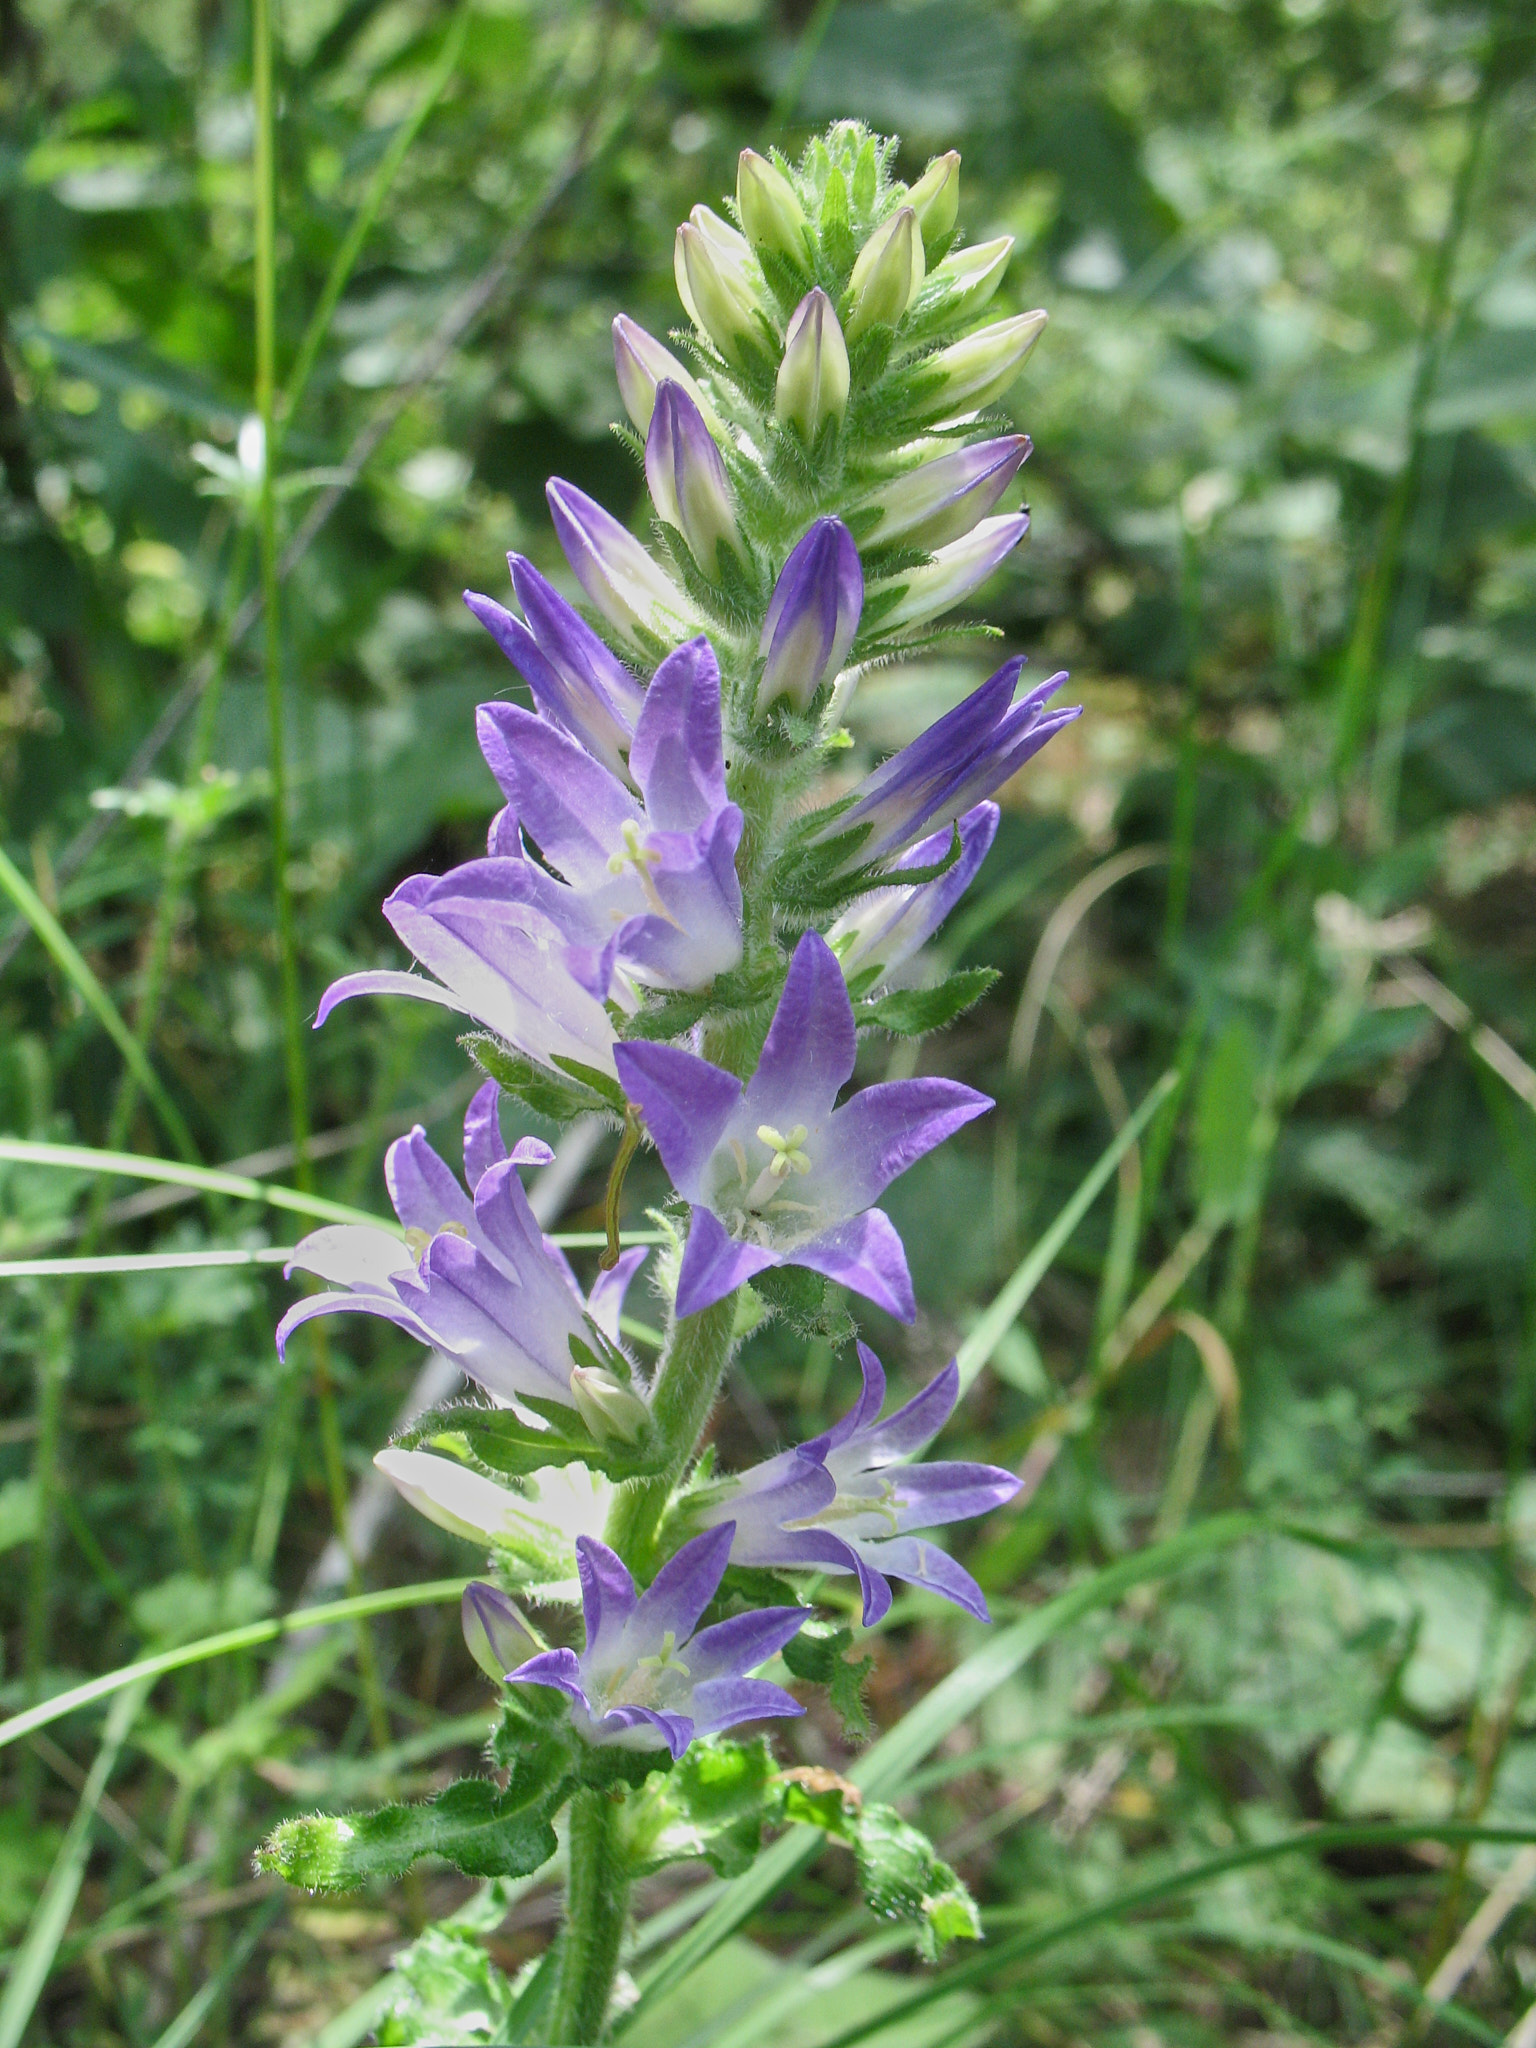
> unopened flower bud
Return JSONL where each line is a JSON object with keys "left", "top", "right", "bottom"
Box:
{"left": 775, "top": 288, "right": 850, "bottom": 441}
{"left": 547, "top": 478, "right": 694, "bottom": 646}
{"left": 924, "top": 310, "right": 1048, "bottom": 415}
{"left": 844, "top": 206, "right": 924, "bottom": 341}
{"left": 645, "top": 381, "right": 741, "bottom": 571}
{"left": 929, "top": 236, "right": 1014, "bottom": 319}
{"left": 906, "top": 151, "right": 960, "bottom": 246}
{"left": 462, "top": 1580, "right": 536, "bottom": 1684}
{"left": 863, "top": 436, "right": 1030, "bottom": 550}
{"left": 570, "top": 1364, "right": 650, "bottom": 1446}
{"left": 737, "top": 149, "right": 809, "bottom": 267}
{"left": 872, "top": 512, "right": 1029, "bottom": 629}
{"left": 757, "top": 517, "right": 863, "bottom": 715}
{"left": 612, "top": 316, "right": 723, "bottom": 438}
{"left": 376, "top": 1447, "right": 522, "bottom": 1546}
{"left": 675, "top": 210, "right": 764, "bottom": 366}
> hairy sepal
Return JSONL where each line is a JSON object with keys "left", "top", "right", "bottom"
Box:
{"left": 394, "top": 1397, "right": 664, "bottom": 1484}
{"left": 751, "top": 1264, "right": 856, "bottom": 1342}
{"left": 463, "top": 1034, "right": 624, "bottom": 1124}
{"left": 854, "top": 967, "right": 999, "bottom": 1038}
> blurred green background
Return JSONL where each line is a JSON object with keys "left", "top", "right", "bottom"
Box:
{"left": 4, "top": 0, "right": 1536, "bottom": 2040}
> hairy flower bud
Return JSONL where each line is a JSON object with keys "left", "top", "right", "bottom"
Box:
{"left": 924, "top": 310, "right": 1048, "bottom": 415}
{"left": 646, "top": 381, "right": 741, "bottom": 572}
{"left": 774, "top": 288, "right": 850, "bottom": 441}
{"left": 906, "top": 150, "right": 960, "bottom": 246}
{"left": 844, "top": 206, "right": 924, "bottom": 341}
{"left": 757, "top": 517, "right": 863, "bottom": 715}
{"left": 873, "top": 512, "right": 1029, "bottom": 629}
{"left": 863, "top": 435, "right": 1030, "bottom": 550}
{"left": 737, "top": 149, "right": 809, "bottom": 267}
{"left": 570, "top": 1364, "right": 650, "bottom": 1447}
{"left": 675, "top": 209, "right": 764, "bottom": 366}
{"left": 547, "top": 478, "right": 694, "bottom": 646}
{"left": 929, "top": 236, "right": 1014, "bottom": 319}
{"left": 612, "top": 315, "right": 723, "bottom": 438}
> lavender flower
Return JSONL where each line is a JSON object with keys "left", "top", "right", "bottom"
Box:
{"left": 757, "top": 518, "right": 863, "bottom": 715}
{"left": 547, "top": 479, "right": 695, "bottom": 648}
{"left": 862, "top": 437, "right": 1030, "bottom": 552}
{"left": 464, "top": 554, "right": 645, "bottom": 783}
{"left": 475, "top": 634, "right": 744, "bottom": 1000}
{"left": 495, "top": 1525, "right": 806, "bottom": 1757}
{"left": 614, "top": 931, "right": 990, "bottom": 1321}
{"left": 612, "top": 315, "right": 723, "bottom": 437}
{"left": 872, "top": 512, "right": 1030, "bottom": 631}
{"left": 818, "top": 658, "right": 1080, "bottom": 869}
{"left": 699, "top": 1344, "right": 1020, "bottom": 1624}
{"left": 277, "top": 1081, "right": 647, "bottom": 1411}
{"left": 827, "top": 802, "right": 999, "bottom": 988}
{"left": 645, "top": 382, "right": 741, "bottom": 572}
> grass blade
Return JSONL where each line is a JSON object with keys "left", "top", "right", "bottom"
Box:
{"left": 0, "top": 1138, "right": 391, "bottom": 1230}
{"left": 0, "top": 1232, "right": 669, "bottom": 1280}
{"left": 145, "top": 1896, "right": 284, "bottom": 2048}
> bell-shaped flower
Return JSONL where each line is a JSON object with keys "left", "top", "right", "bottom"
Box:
{"left": 699, "top": 1344, "right": 1020, "bottom": 1625}
{"left": 817, "top": 657, "right": 1079, "bottom": 869}
{"left": 757, "top": 518, "right": 863, "bottom": 716}
{"left": 495, "top": 1525, "right": 807, "bottom": 1757}
{"left": 737, "top": 149, "right": 810, "bottom": 267}
{"left": 872, "top": 512, "right": 1030, "bottom": 631}
{"left": 277, "top": 1081, "right": 648, "bottom": 1411}
{"left": 921, "top": 310, "right": 1048, "bottom": 417}
{"left": 316, "top": 862, "right": 623, "bottom": 1078}
{"left": 645, "top": 383, "right": 742, "bottom": 574}
{"left": 675, "top": 209, "right": 765, "bottom": 367}
{"left": 827, "top": 802, "right": 999, "bottom": 988}
{"left": 774, "top": 289, "right": 850, "bottom": 442}
{"left": 614, "top": 930, "right": 990, "bottom": 1321}
{"left": 862, "top": 437, "right": 1029, "bottom": 552}
{"left": 926, "top": 236, "right": 1014, "bottom": 321}
{"left": 464, "top": 554, "right": 644, "bottom": 783}
{"left": 612, "top": 315, "right": 724, "bottom": 438}
{"left": 906, "top": 151, "right": 960, "bottom": 245}
{"left": 546, "top": 479, "right": 696, "bottom": 650}
{"left": 475, "top": 635, "right": 744, "bottom": 1001}
{"left": 845, "top": 206, "right": 924, "bottom": 341}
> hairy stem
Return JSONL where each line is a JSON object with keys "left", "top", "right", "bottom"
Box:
{"left": 552, "top": 1787, "right": 630, "bottom": 2043}
{"left": 604, "top": 1291, "right": 738, "bottom": 1575}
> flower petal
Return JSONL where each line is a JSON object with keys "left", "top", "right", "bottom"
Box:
{"left": 858, "top": 1535, "right": 991, "bottom": 1620}
{"left": 614, "top": 1042, "right": 742, "bottom": 1200}
{"left": 506, "top": 1645, "right": 588, "bottom": 1701}
{"left": 794, "top": 1209, "right": 916, "bottom": 1322}
{"left": 674, "top": 1205, "right": 778, "bottom": 1319}
{"left": 629, "top": 1523, "right": 734, "bottom": 1651}
{"left": 575, "top": 1535, "right": 639, "bottom": 1666}
{"left": 740, "top": 931, "right": 856, "bottom": 1131}
{"left": 691, "top": 1676, "right": 804, "bottom": 1739}
{"left": 475, "top": 700, "right": 639, "bottom": 893}
{"left": 686, "top": 1605, "right": 808, "bottom": 1684}
{"left": 628, "top": 637, "right": 729, "bottom": 832}
{"left": 823, "top": 1077, "right": 992, "bottom": 1214}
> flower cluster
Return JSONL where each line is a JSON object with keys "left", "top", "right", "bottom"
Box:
{"left": 271, "top": 122, "right": 1079, "bottom": 1998}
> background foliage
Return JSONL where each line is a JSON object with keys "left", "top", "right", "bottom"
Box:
{"left": 3, "top": 0, "right": 1536, "bottom": 2040}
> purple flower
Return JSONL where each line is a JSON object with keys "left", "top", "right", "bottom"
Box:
{"left": 872, "top": 512, "right": 1030, "bottom": 631}
{"left": 495, "top": 1525, "right": 806, "bottom": 1758}
{"left": 757, "top": 518, "right": 863, "bottom": 715}
{"left": 820, "top": 658, "right": 1080, "bottom": 869}
{"left": 277, "top": 1081, "right": 647, "bottom": 1411}
{"left": 863, "top": 437, "right": 1030, "bottom": 552}
{"left": 316, "top": 862, "right": 622, "bottom": 1079}
{"left": 700, "top": 1344, "right": 1021, "bottom": 1625}
{"left": 464, "top": 554, "right": 645, "bottom": 783}
{"left": 614, "top": 931, "right": 990, "bottom": 1321}
{"left": 827, "top": 802, "right": 999, "bottom": 988}
{"left": 646, "top": 382, "right": 741, "bottom": 573}
{"left": 475, "top": 635, "right": 744, "bottom": 1000}
{"left": 612, "top": 315, "right": 723, "bottom": 438}
{"left": 547, "top": 479, "right": 696, "bottom": 649}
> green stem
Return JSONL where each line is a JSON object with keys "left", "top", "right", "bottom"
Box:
{"left": 603, "top": 1293, "right": 738, "bottom": 1575}
{"left": 552, "top": 1787, "right": 630, "bottom": 2044}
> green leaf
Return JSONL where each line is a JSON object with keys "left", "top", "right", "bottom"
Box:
{"left": 256, "top": 1760, "right": 565, "bottom": 1891}
{"left": 848, "top": 1803, "right": 981, "bottom": 1962}
{"left": 751, "top": 1265, "right": 856, "bottom": 1342}
{"left": 781, "top": 1621, "right": 874, "bottom": 1742}
{"left": 376, "top": 1919, "right": 519, "bottom": 2046}
{"left": 550, "top": 1054, "right": 629, "bottom": 1113}
{"left": 395, "top": 1398, "right": 664, "bottom": 1483}
{"left": 462, "top": 1034, "right": 618, "bottom": 1124}
{"left": 854, "top": 967, "right": 999, "bottom": 1038}
{"left": 624, "top": 1736, "right": 780, "bottom": 1878}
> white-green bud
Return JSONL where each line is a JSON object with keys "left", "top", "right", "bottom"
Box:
{"left": 675, "top": 209, "right": 764, "bottom": 365}
{"left": 612, "top": 315, "right": 724, "bottom": 438}
{"left": 928, "top": 236, "right": 1014, "bottom": 319}
{"left": 737, "top": 149, "right": 809, "bottom": 267}
{"left": 844, "top": 206, "right": 925, "bottom": 342}
{"left": 925, "top": 309, "right": 1048, "bottom": 414}
{"left": 774, "top": 287, "right": 850, "bottom": 439}
{"left": 906, "top": 150, "right": 960, "bottom": 246}
{"left": 570, "top": 1364, "right": 650, "bottom": 1446}
{"left": 374, "top": 1447, "right": 524, "bottom": 1546}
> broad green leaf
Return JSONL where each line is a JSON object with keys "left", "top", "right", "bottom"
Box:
{"left": 782, "top": 1622, "right": 874, "bottom": 1742}
{"left": 854, "top": 967, "right": 999, "bottom": 1038}
{"left": 625, "top": 1737, "right": 781, "bottom": 1878}
{"left": 397, "top": 1398, "right": 665, "bottom": 1483}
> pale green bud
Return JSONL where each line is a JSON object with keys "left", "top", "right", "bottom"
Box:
{"left": 375, "top": 1447, "right": 524, "bottom": 1546}
{"left": 675, "top": 210, "right": 764, "bottom": 366}
{"left": 774, "top": 287, "right": 850, "bottom": 439}
{"left": 844, "top": 206, "right": 924, "bottom": 342}
{"left": 570, "top": 1364, "right": 650, "bottom": 1446}
{"left": 906, "top": 150, "right": 960, "bottom": 246}
{"left": 737, "top": 149, "right": 809, "bottom": 267}
{"left": 929, "top": 236, "right": 1014, "bottom": 319}
{"left": 925, "top": 309, "right": 1048, "bottom": 414}
{"left": 612, "top": 316, "right": 724, "bottom": 438}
